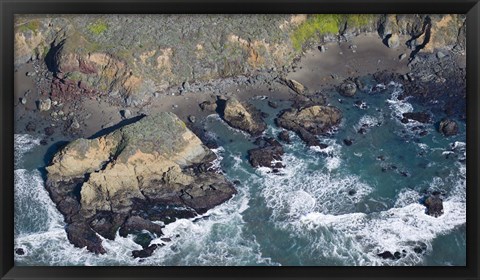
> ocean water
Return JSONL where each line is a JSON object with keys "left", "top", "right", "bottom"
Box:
{"left": 14, "top": 77, "right": 466, "bottom": 266}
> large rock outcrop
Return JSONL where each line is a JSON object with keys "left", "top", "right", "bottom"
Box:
{"left": 217, "top": 97, "right": 267, "bottom": 136}
{"left": 45, "top": 112, "right": 236, "bottom": 255}
{"left": 276, "top": 105, "right": 342, "bottom": 146}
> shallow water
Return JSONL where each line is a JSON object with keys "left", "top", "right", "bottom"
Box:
{"left": 14, "top": 77, "right": 466, "bottom": 266}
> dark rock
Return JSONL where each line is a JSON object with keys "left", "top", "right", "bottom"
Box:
{"left": 402, "top": 112, "right": 431, "bottom": 123}
{"left": 423, "top": 194, "right": 444, "bottom": 217}
{"left": 44, "top": 126, "right": 55, "bottom": 136}
{"left": 268, "top": 101, "right": 278, "bottom": 108}
{"left": 119, "top": 216, "right": 163, "bottom": 238}
{"left": 65, "top": 222, "right": 106, "bottom": 254}
{"left": 15, "top": 248, "right": 25, "bottom": 255}
{"left": 377, "top": 251, "right": 395, "bottom": 260}
{"left": 25, "top": 122, "right": 36, "bottom": 132}
{"left": 132, "top": 244, "right": 158, "bottom": 259}
{"left": 343, "top": 139, "right": 353, "bottom": 146}
{"left": 348, "top": 190, "right": 356, "bottom": 196}
{"left": 278, "top": 131, "right": 291, "bottom": 144}
{"left": 248, "top": 137, "right": 284, "bottom": 168}
{"left": 160, "top": 237, "right": 172, "bottom": 242}
{"left": 260, "top": 112, "right": 269, "bottom": 118}
{"left": 40, "top": 139, "right": 48, "bottom": 145}
{"left": 419, "top": 131, "right": 428, "bottom": 137}
{"left": 438, "top": 119, "right": 458, "bottom": 136}
{"left": 338, "top": 80, "right": 357, "bottom": 97}
{"left": 401, "top": 118, "right": 409, "bottom": 124}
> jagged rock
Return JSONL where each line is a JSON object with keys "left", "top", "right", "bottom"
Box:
{"left": 402, "top": 112, "right": 431, "bottom": 123}
{"left": 338, "top": 80, "right": 357, "bottom": 97}
{"left": 377, "top": 250, "right": 404, "bottom": 260}
{"left": 45, "top": 113, "right": 236, "bottom": 255}
{"left": 37, "top": 98, "right": 52, "bottom": 111}
{"left": 20, "top": 97, "right": 27, "bottom": 105}
{"left": 387, "top": 34, "right": 400, "bottom": 48}
{"left": 276, "top": 105, "right": 342, "bottom": 146}
{"left": 282, "top": 79, "right": 306, "bottom": 94}
{"left": 423, "top": 194, "right": 444, "bottom": 217}
{"left": 217, "top": 97, "right": 266, "bottom": 136}
{"left": 132, "top": 244, "right": 158, "bottom": 258}
{"left": 439, "top": 119, "right": 458, "bottom": 136}
{"left": 119, "top": 216, "right": 163, "bottom": 238}
{"left": 399, "top": 53, "right": 407, "bottom": 60}
{"left": 247, "top": 137, "right": 284, "bottom": 168}
{"left": 66, "top": 222, "right": 106, "bottom": 254}
{"left": 436, "top": 51, "right": 446, "bottom": 59}
{"left": 278, "top": 130, "right": 291, "bottom": 144}
{"left": 199, "top": 100, "right": 217, "bottom": 112}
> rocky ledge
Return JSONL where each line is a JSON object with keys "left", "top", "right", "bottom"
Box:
{"left": 45, "top": 112, "right": 236, "bottom": 256}
{"left": 216, "top": 97, "right": 267, "bottom": 136}
{"left": 276, "top": 105, "right": 342, "bottom": 146}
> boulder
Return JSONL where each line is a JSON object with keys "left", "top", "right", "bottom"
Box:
{"left": 338, "top": 80, "right": 357, "bottom": 97}
{"left": 37, "top": 98, "right": 52, "bottom": 112}
{"left": 276, "top": 105, "right": 342, "bottom": 146}
{"left": 423, "top": 194, "right": 444, "bottom": 217}
{"left": 217, "top": 97, "right": 266, "bottom": 136}
{"left": 282, "top": 79, "right": 306, "bottom": 94}
{"left": 439, "top": 119, "right": 458, "bottom": 136}
{"left": 402, "top": 112, "right": 431, "bottom": 123}
{"left": 199, "top": 100, "right": 217, "bottom": 112}
{"left": 387, "top": 34, "right": 400, "bottom": 48}
{"left": 45, "top": 113, "right": 236, "bottom": 255}
{"left": 247, "top": 138, "right": 284, "bottom": 168}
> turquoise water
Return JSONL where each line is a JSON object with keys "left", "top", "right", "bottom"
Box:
{"left": 14, "top": 77, "right": 466, "bottom": 266}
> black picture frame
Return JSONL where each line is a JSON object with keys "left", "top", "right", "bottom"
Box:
{"left": 1, "top": 0, "right": 479, "bottom": 279}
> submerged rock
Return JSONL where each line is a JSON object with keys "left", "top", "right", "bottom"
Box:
{"left": 338, "top": 80, "right": 357, "bottom": 97}
{"left": 45, "top": 112, "right": 236, "bottom": 256}
{"left": 247, "top": 137, "right": 284, "bottom": 168}
{"left": 276, "top": 105, "right": 342, "bottom": 146}
{"left": 216, "top": 97, "right": 266, "bottom": 136}
{"left": 438, "top": 119, "right": 459, "bottom": 136}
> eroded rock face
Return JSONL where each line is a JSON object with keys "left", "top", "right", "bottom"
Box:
{"left": 45, "top": 112, "right": 236, "bottom": 255}
{"left": 276, "top": 105, "right": 342, "bottom": 146}
{"left": 217, "top": 97, "right": 267, "bottom": 136}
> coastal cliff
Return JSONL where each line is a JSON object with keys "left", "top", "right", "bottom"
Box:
{"left": 15, "top": 14, "right": 465, "bottom": 106}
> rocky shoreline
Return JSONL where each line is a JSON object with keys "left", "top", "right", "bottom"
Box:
{"left": 14, "top": 14, "right": 466, "bottom": 260}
